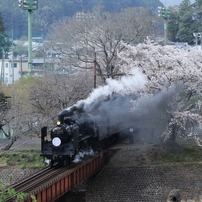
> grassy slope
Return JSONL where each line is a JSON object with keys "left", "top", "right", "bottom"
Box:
{"left": 0, "top": 149, "right": 45, "bottom": 169}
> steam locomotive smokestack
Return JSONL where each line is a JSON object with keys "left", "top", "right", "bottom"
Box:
{"left": 58, "top": 110, "right": 70, "bottom": 124}
{"left": 58, "top": 103, "right": 85, "bottom": 123}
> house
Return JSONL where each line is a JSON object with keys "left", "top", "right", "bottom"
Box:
{"left": 0, "top": 57, "right": 59, "bottom": 85}
{"left": 0, "top": 58, "right": 30, "bottom": 85}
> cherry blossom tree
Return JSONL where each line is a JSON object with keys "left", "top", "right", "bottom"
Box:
{"left": 4, "top": 40, "right": 202, "bottom": 149}
{"left": 117, "top": 40, "right": 202, "bottom": 145}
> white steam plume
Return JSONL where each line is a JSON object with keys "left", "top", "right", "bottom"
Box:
{"left": 77, "top": 68, "right": 147, "bottom": 106}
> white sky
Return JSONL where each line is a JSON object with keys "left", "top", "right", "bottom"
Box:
{"left": 160, "top": 0, "right": 195, "bottom": 7}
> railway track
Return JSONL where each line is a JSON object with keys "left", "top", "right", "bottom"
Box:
{"left": 4, "top": 151, "right": 105, "bottom": 202}
{"left": 4, "top": 164, "right": 64, "bottom": 201}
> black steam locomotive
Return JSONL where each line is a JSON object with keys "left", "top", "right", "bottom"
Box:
{"left": 40, "top": 95, "right": 136, "bottom": 166}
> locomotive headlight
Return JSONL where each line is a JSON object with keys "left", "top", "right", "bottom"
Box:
{"left": 52, "top": 137, "right": 61, "bottom": 147}
{"left": 129, "top": 128, "right": 134, "bottom": 133}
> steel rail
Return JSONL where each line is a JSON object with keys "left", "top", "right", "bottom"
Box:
{"left": 4, "top": 151, "right": 105, "bottom": 202}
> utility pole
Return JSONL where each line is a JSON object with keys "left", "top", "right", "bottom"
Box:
{"left": 1, "top": 48, "right": 4, "bottom": 85}
{"left": 158, "top": 7, "right": 170, "bottom": 45}
{"left": 19, "top": 0, "right": 38, "bottom": 70}
{"left": 193, "top": 33, "right": 201, "bottom": 50}
{"left": 12, "top": 29, "right": 14, "bottom": 84}
{"left": 0, "top": 34, "right": 6, "bottom": 85}
{"left": 93, "top": 51, "right": 96, "bottom": 88}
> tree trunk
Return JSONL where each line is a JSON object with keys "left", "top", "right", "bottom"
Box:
{"left": 164, "top": 124, "right": 178, "bottom": 146}
{"left": 2, "top": 135, "right": 19, "bottom": 150}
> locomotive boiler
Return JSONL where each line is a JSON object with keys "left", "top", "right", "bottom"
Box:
{"left": 40, "top": 95, "right": 136, "bottom": 166}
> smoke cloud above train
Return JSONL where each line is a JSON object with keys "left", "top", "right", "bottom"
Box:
{"left": 64, "top": 69, "right": 146, "bottom": 125}
{"left": 74, "top": 74, "right": 184, "bottom": 135}
{"left": 63, "top": 68, "right": 182, "bottom": 132}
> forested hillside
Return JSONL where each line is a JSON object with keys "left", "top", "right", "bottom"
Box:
{"left": 0, "top": 0, "right": 163, "bottom": 39}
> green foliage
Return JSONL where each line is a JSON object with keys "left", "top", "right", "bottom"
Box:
{"left": 0, "top": 0, "right": 199, "bottom": 44}
{"left": 0, "top": 150, "right": 45, "bottom": 168}
{"left": 21, "top": 154, "right": 28, "bottom": 158}
{"left": 0, "top": 91, "right": 10, "bottom": 130}
{"left": 0, "top": 0, "right": 164, "bottom": 39}
{"left": 0, "top": 151, "right": 39, "bottom": 201}
{"left": 0, "top": 178, "right": 27, "bottom": 202}
{"left": 13, "top": 43, "right": 28, "bottom": 57}
{"left": 0, "top": 91, "right": 9, "bottom": 111}
{"left": 0, "top": 11, "right": 5, "bottom": 33}
{"left": 30, "top": 194, "right": 37, "bottom": 202}
{"left": 0, "top": 10, "right": 12, "bottom": 58}
{"left": 168, "top": 7, "right": 180, "bottom": 42}
{"left": 150, "top": 145, "right": 202, "bottom": 165}
{"left": 0, "top": 178, "right": 37, "bottom": 202}
{"left": 168, "top": 0, "right": 199, "bottom": 44}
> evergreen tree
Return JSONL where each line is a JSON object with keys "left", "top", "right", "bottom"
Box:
{"left": 177, "top": 0, "right": 194, "bottom": 44}
{"left": 0, "top": 11, "right": 11, "bottom": 59}
{"left": 168, "top": 6, "right": 180, "bottom": 42}
{"left": 0, "top": 0, "right": 163, "bottom": 39}
{"left": 0, "top": 91, "right": 9, "bottom": 130}
{"left": 193, "top": 0, "right": 202, "bottom": 32}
